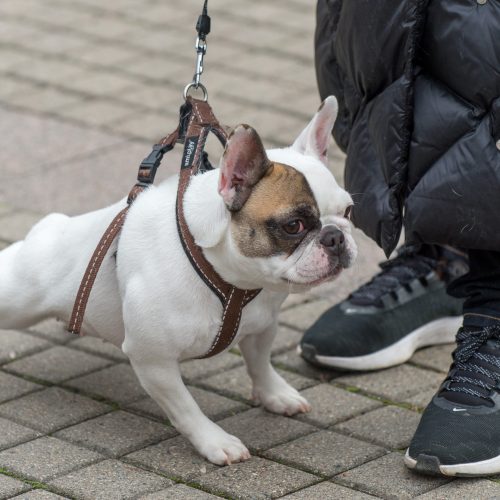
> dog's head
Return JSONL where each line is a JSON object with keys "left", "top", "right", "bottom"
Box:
{"left": 190, "top": 96, "right": 357, "bottom": 292}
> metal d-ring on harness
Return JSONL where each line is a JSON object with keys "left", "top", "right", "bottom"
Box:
{"left": 68, "top": 1, "right": 261, "bottom": 359}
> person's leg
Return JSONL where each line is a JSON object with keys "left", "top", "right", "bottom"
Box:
{"left": 448, "top": 249, "right": 500, "bottom": 325}
{"left": 406, "top": 250, "right": 500, "bottom": 477}
{"left": 300, "top": 244, "right": 467, "bottom": 370}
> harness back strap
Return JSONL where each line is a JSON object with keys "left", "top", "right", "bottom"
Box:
{"left": 69, "top": 97, "right": 261, "bottom": 359}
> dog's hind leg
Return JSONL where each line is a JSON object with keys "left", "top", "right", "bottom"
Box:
{"left": 0, "top": 242, "right": 46, "bottom": 329}
{"left": 124, "top": 342, "right": 250, "bottom": 465}
{"left": 0, "top": 214, "right": 68, "bottom": 330}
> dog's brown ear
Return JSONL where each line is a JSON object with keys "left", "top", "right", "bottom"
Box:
{"left": 218, "top": 124, "right": 271, "bottom": 211}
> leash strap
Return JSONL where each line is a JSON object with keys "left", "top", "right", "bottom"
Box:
{"left": 69, "top": 97, "right": 261, "bottom": 359}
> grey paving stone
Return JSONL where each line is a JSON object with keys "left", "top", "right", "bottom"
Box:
{"left": 279, "top": 299, "right": 334, "bottom": 331}
{"left": 9, "top": 59, "right": 83, "bottom": 88}
{"left": 180, "top": 352, "right": 243, "bottom": 382}
{"left": 335, "top": 406, "right": 422, "bottom": 449}
{"left": 411, "top": 344, "right": 454, "bottom": 373}
{"left": 295, "top": 384, "right": 381, "bottom": 427}
{"left": 0, "top": 474, "right": 30, "bottom": 498}
{"left": 335, "top": 452, "right": 449, "bottom": 499}
{"left": 0, "top": 437, "right": 102, "bottom": 482}
{"left": 405, "top": 388, "right": 437, "bottom": 410}
{"left": 200, "top": 364, "right": 316, "bottom": 403}
{"left": 65, "top": 364, "right": 147, "bottom": 405}
{"left": 0, "top": 76, "right": 40, "bottom": 106}
{"left": 280, "top": 293, "right": 315, "bottom": 310}
{"left": 336, "top": 365, "right": 444, "bottom": 401}
{"left": 218, "top": 407, "right": 316, "bottom": 453}
{"left": 197, "top": 456, "right": 318, "bottom": 500}
{"left": 120, "top": 82, "right": 193, "bottom": 111}
{"left": 273, "top": 349, "right": 339, "bottom": 382}
{"left": 265, "top": 430, "right": 385, "bottom": 477}
{"left": 0, "top": 139, "right": 151, "bottom": 216}
{"left": 0, "top": 371, "right": 43, "bottom": 404}
{"left": 3, "top": 346, "right": 112, "bottom": 383}
{"left": 8, "top": 88, "right": 83, "bottom": 114}
{"left": 0, "top": 49, "right": 33, "bottom": 73}
{"left": 110, "top": 111, "right": 182, "bottom": 142}
{"left": 271, "top": 325, "right": 304, "bottom": 355}
{"left": 125, "top": 436, "right": 217, "bottom": 482}
{"left": 0, "top": 417, "right": 41, "bottom": 451}
{"left": 11, "top": 491, "right": 68, "bottom": 499}
{"left": 0, "top": 387, "right": 109, "bottom": 433}
{"left": 28, "top": 320, "right": 73, "bottom": 345}
{"left": 76, "top": 43, "right": 139, "bottom": 67}
{"left": 59, "top": 73, "right": 136, "bottom": 98}
{"left": 139, "top": 484, "right": 220, "bottom": 499}
{"left": 0, "top": 329, "right": 52, "bottom": 365}
{"left": 0, "top": 211, "right": 42, "bottom": 242}
{"left": 49, "top": 459, "right": 172, "bottom": 500}
{"left": 281, "top": 481, "right": 377, "bottom": 499}
{"left": 69, "top": 336, "right": 128, "bottom": 362}
{"left": 0, "top": 240, "right": 8, "bottom": 250}
{"left": 416, "top": 479, "right": 500, "bottom": 499}
{"left": 54, "top": 410, "right": 175, "bottom": 457}
{"left": 55, "top": 99, "right": 134, "bottom": 127}
{"left": 0, "top": 202, "right": 12, "bottom": 217}
{"left": 128, "top": 386, "right": 248, "bottom": 423}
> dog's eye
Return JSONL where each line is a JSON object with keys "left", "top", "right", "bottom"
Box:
{"left": 283, "top": 219, "right": 305, "bottom": 235}
{"left": 344, "top": 205, "right": 353, "bottom": 220}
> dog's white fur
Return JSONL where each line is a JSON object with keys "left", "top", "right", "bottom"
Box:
{"left": 0, "top": 96, "right": 356, "bottom": 465}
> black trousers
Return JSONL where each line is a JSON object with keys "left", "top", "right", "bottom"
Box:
{"left": 447, "top": 250, "right": 500, "bottom": 327}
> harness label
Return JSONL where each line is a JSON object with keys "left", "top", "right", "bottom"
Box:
{"left": 182, "top": 136, "right": 199, "bottom": 169}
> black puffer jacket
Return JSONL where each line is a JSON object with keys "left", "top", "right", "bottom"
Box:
{"left": 316, "top": 0, "right": 500, "bottom": 256}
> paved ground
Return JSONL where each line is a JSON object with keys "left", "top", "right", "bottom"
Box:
{"left": 0, "top": 0, "right": 499, "bottom": 499}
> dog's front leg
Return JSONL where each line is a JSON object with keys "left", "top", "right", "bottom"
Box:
{"left": 239, "top": 325, "right": 311, "bottom": 416}
{"left": 127, "top": 353, "right": 250, "bottom": 465}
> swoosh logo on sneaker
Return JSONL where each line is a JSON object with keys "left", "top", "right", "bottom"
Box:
{"left": 452, "top": 408, "right": 467, "bottom": 412}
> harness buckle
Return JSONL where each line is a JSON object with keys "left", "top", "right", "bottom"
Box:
{"left": 140, "top": 144, "right": 165, "bottom": 172}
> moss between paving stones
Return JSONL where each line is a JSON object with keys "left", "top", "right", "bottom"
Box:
{"left": 0, "top": 467, "right": 66, "bottom": 498}
{"left": 332, "top": 381, "right": 426, "bottom": 414}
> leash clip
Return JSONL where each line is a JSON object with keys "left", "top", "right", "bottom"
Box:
{"left": 184, "top": 0, "right": 210, "bottom": 101}
{"left": 193, "top": 36, "right": 207, "bottom": 88}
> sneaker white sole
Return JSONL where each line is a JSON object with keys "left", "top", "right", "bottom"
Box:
{"left": 404, "top": 449, "right": 500, "bottom": 477}
{"left": 298, "top": 316, "right": 461, "bottom": 371}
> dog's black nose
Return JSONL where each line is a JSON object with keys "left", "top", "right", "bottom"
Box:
{"left": 319, "top": 226, "right": 345, "bottom": 253}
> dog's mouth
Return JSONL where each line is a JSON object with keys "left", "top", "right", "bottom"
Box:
{"left": 282, "top": 265, "right": 343, "bottom": 287}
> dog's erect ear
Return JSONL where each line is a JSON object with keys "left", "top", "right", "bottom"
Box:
{"left": 291, "top": 96, "right": 338, "bottom": 163}
{"left": 218, "top": 124, "right": 271, "bottom": 211}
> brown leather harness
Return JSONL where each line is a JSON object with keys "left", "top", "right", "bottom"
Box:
{"left": 68, "top": 97, "right": 261, "bottom": 358}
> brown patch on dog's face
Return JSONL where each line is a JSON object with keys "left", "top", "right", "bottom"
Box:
{"left": 231, "top": 162, "right": 320, "bottom": 258}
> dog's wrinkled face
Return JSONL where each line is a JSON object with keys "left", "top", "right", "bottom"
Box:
{"left": 216, "top": 96, "right": 357, "bottom": 292}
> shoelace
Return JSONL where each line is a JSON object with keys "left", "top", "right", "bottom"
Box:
{"left": 443, "top": 326, "right": 500, "bottom": 403}
{"left": 349, "top": 252, "right": 438, "bottom": 307}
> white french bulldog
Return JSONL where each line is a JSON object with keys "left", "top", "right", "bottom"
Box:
{"left": 0, "top": 96, "right": 356, "bottom": 465}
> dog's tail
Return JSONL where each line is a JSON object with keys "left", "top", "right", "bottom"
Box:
{"left": 0, "top": 213, "right": 67, "bottom": 329}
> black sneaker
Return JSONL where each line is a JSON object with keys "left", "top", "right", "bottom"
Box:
{"left": 299, "top": 246, "right": 466, "bottom": 371}
{"left": 406, "top": 325, "right": 500, "bottom": 477}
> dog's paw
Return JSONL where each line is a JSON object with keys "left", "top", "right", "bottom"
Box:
{"left": 193, "top": 425, "right": 251, "bottom": 466}
{"left": 254, "top": 384, "right": 311, "bottom": 416}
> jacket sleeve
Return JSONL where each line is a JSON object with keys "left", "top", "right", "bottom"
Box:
{"left": 315, "top": 0, "right": 351, "bottom": 152}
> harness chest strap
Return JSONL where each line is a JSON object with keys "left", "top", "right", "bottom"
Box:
{"left": 68, "top": 97, "right": 261, "bottom": 359}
